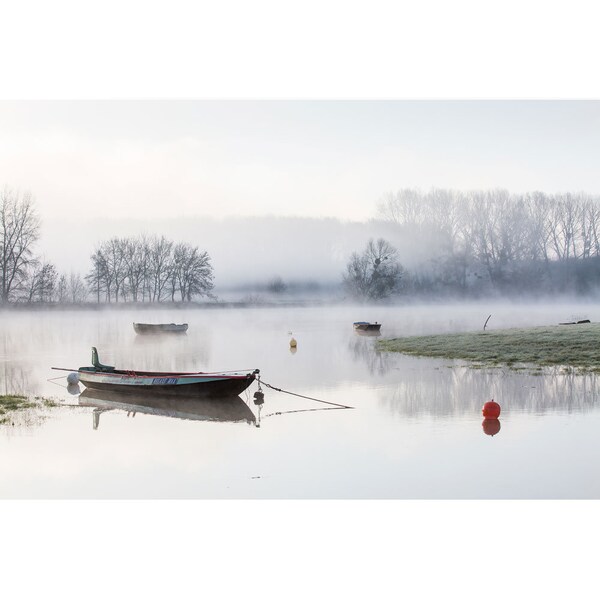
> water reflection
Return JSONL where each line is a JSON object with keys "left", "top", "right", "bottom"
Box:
{"left": 354, "top": 330, "right": 382, "bottom": 338}
{"left": 0, "top": 363, "right": 34, "bottom": 396}
{"left": 78, "top": 389, "right": 257, "bottom": 428}
{"left": 482, "top": 419, "right": 501, "bottom": 436}
{"left": 379, "top": 366, "right": 600, "bottom": 417}
{"left": 0, "top": 408, "right": 49, "bottom": 432}
{"left": 67, "top": 383, "right": 81, "bottom": 395}
{"left": 130, "top": 332, "right": 209, "bottom": 371}
{"left": 349, "top": 335, "right": 394, "bottom": 376}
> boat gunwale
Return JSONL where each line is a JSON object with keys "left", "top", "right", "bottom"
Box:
{"left": 78, "top": 369, "right": 256, "bottom": 380}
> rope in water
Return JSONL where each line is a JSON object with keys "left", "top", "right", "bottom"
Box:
{"left": 264, "top": 406, "right": 348, "bottom": 418}
{"left": 47, "top": 375, "right": 70, "bottom": 389}
{"left": 259, "top": 379, "right": 353, "bottom": 409}
{"left": 44, "top": 374, "right": 353, "bottom": 410}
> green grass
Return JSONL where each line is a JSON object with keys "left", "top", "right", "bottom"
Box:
{"left": 0, "top": 394, "right": 59, "bottom": 424}
{"left": 0, "top": 394, "right": 36, "bottom": 415}
{"left": 377, "top": 323, "right": 600, "bottom": 371}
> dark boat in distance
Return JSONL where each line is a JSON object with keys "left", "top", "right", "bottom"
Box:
{"left": 353, "top": 321, "right": 382, "bottom": 332}
{"left": 133, "top": 322, "right": 188, "bottom": 334}
{"left": 559, "top": 319, "right": 591, "bottom": 325}
{"left": 53, "top": 348, "right": 259, "bottom": 399}
{"left": 79, "top": 389, "right": 257, "bottom": 428}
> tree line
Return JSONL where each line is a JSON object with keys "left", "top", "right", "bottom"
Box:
{"left": 86, "top": 235, "right": 214, "bottom": 303}
{"left": 0, "top": 188, "right": 214, "bottom": 304}
{"left": 360, "top": 188, "right": 600, "bottom": 297}
{"left": 6, "top": 185, "right": 600, "bottom": 305}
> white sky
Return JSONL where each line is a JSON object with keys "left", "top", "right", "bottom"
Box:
{"left": 2, "top": 100, "right": 600, "bottom": 225}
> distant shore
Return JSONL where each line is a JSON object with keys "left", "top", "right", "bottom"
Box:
{"left": 0, "top": 299, "right": 330, "bottom": 311}
{"left": 378, "top": 323, "right": 600, "bottom": 372}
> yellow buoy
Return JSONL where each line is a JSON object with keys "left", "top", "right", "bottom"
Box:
{"left": 290, "top": 337, "right": 297, "bottom": 348}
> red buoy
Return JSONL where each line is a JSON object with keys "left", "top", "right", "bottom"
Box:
{"left": 482, "top": 418, "right": 501, "bottom": 436}
{"left": 482, "top": 399, "right": 501, "bottom": 419}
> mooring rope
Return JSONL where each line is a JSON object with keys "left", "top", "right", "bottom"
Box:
{"left": 260, "top": 379, "right": 354, "bottom": 409}
{"left": 264, "top": 406, "right": 348, "bottom": 418}
{"left": 47, "top": 375, "right": 69, "bottom": 389}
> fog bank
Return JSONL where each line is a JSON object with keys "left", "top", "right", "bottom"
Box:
{"left": 43, "top": 215, "right": 409, "bottom": 289}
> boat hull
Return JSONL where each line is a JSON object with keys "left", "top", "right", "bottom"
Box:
{"left": 353, "top": 322, "right": 382, "bottom": 331}
{"left": 78, "top": 371, "right": 257, "bottom": 398}
{"left": 133, "top": 323, "right": 188, "bottom": 334}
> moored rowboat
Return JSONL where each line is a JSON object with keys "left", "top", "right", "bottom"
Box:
{"left": 133, "top": 322, "right": 188, "bottom": 334}
{"left": 353, "top": 321, "right": 382, "bottom": 332}
{"left": 53, "top": 348, "right": 259, "bottom": 399}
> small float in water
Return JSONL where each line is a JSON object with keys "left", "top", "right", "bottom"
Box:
{"left": 133, "top": 322, "right": 188, "bottom": 334}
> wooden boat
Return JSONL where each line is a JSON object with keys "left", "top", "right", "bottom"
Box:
{"left": 559, "top": 319, "right": 591, "bottom": 325}
{"left": 54, "top": 348, "right": 259, "bottom": 399}
{"left": 133, "top": 322, "right": 188, "bottom": 334}
{"left": 353, "top": 321, "right": 382, "bottom": 332}
{"left": 78, "top": 389, "right": 256, "bottom": 426}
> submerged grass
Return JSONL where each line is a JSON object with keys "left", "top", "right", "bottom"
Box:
{"left": 378, "top": 323, "right": 600, "bottom": 372}
{"left": 0, "top": 394, "right": 59, "bottom": 424}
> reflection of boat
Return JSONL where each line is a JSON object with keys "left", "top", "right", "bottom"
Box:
{"left": 133, "top": 323, "right": 188, "bottom": 334}
{"left": 79, "top": 389, "right": 256, "bottom": 427}
{"left": 54, "top": 348, "right": 259, "bottom": 398}
{"left": 353, "top": 321, "right": 382, "bottom": 332}
{"left": 354, "top": 328, "right": 381, "bottom": 337}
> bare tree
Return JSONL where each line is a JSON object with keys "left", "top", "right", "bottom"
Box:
{"left": 25, "top": 261, "right": 57, "bottom": 303}
{"left": 184, "top": 247, "right": 214, "bottom": 300}
{"left": 267, "top": 275, "right": 287, "bottom": 294}
{"left": 0, "top": 188, "right": 40, "bottom": 303}
{"left": 171, "top": 242, "right": 214, "bottom": 301}
{"left": 69, "top": 272, "right": 87, "bottom": 303}
{"left": 122, "top": 237, "right": 145, "bottom": 302}
{"left": 103, "top": 237, "right": 128, "bottom": 302}
{"left": 343, "top": 238, "right": 403, "bottom": 300}
{"left": 148, "top": 236, "right": 173, "bottom": 302}
{"left": 57, "top": 273, "right": 68, "bottom": 303}
{"left": 86, "top": 248, "right": 109, "bottom": 303}
{"left": 377, "top": 189, "right": 425, "bottom": 226}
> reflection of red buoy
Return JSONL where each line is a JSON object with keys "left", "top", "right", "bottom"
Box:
{"left": 482, "top": 399, "right": 501, "bottom": 419}
{"left": 482, "top": 418, "right": 501, "bottom": 436}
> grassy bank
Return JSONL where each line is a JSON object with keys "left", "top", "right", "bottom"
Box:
{"left": 377, "top": 323, "right": 600, "bottom": 371}
{"left": 0, "top": 395, "right": 58, "bottom": 424}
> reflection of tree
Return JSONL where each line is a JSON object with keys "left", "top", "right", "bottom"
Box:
{"left": 131, "top": 332, "right": 209, "bottom": 370}
{"left": 379, "top": 365, "right": 600, "bottom": 418}
{"left": 1, "top": 362, "right": 33, "bottom": 396}
{"left": 348, "top": 334, "right": 394, "bottom": 376}
{"left": 1, "top": 407, "right": 48, "bottom": 433}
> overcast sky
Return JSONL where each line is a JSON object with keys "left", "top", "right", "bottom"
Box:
{"left": 2, "top": 100, "right": 600, "bottom": 227}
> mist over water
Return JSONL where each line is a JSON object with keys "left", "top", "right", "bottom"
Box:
{"left": 2, "top": 301, "right": 600, "bottom": 498}
{"left": 43, "top": 214, "right": 401, "bottom": 289}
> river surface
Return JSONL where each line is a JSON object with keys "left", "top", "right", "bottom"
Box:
{"left": 1, "top": 302, "right": 600, "bottom": 498}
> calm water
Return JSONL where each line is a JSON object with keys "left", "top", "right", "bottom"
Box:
{"left": 1, "top": 302, "right": 600, "bottom": 498}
